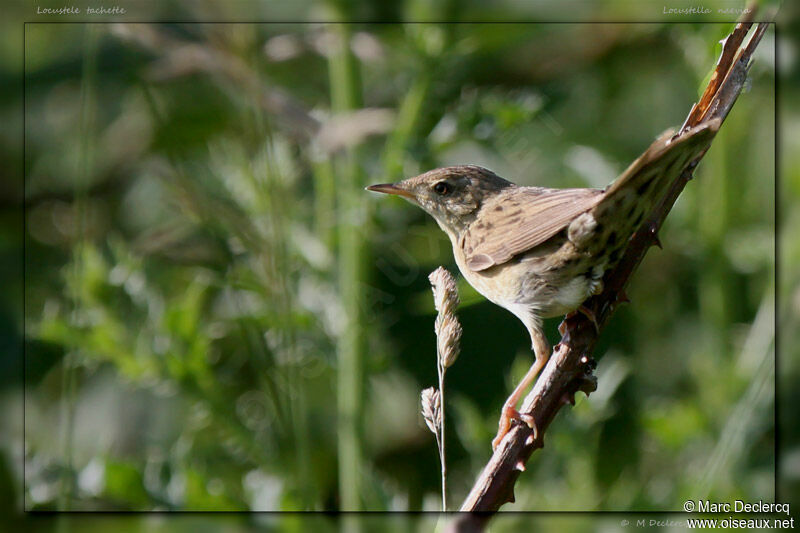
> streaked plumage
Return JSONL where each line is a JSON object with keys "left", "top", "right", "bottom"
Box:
{"left": 368, "top": 120, "right": 719, "bottom": 449}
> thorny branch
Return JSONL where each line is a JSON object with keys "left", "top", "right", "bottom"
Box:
{"left": 450, "top": 17, "right": 770, "bottom": 530}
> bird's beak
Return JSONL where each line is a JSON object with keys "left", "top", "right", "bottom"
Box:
{"left": 365, "top": 183, "right": 416, "bottom": 200}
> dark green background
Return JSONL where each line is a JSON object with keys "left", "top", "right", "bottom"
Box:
{"left": 1, "top": 0, "right": 796, "bottom": 531}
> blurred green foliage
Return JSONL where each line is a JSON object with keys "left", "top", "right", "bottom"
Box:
{"left": 1, "top": 0, "right": 792, "bottom": 527}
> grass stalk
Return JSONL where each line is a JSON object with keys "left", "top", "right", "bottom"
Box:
{"left": 327, "top": 20, "right": 367, "bottom": 512}
{"left": 382, "top": 73, "right": 431, "bottom": 178}
{"left": 437, "top": 358, "right": 447, "bottom": 510}
{"left": 312, "top": 158, "right": 337, "bottom": 249}
{"left": 424, "top": 267, "right": 461, "bottom": 511}
{"left": 59, "top": 24, "right": 99, "bottom": 511}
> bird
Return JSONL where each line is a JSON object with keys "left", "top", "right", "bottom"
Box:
{"left": 367, "top": 122, "right": 717, "bottom": 450}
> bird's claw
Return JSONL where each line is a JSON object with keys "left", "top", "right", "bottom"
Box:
{"left": 492, "top": 404, "right": 539, "bottom": 451}
{"left": 520, "top": 413, "right": 539, "bottom": 442}
{"left": 578, "top": 305, "right": 600, "bottom": 333}
{"left": 561, "top": 305, "right": 599, "bottom": 334}
{"left": 492, "top": 404, "right": 516, "bottom": 450}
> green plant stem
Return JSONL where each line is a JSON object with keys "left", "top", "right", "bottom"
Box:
{"left": 312, "top": 158, "right": 337, "bottom": 249}
{"left": 699, "top": 128, "right": 733, "bottom": 331}
{"left": 59, "top": 24, "right": 99, "bottom": 511}
{"left": 382, "top": 73, "right": 431, "bottom": 178}
{"left": 263, "top": 152, "right": 315, "bottom": 508}
{"left": 248, "top": 65, "right": 316, "bottom": 504}
{"left": 697, "top": 291, "right": 775, "bottom": 498}
{"left": 437, "top": 360, "right": 447, "bottom": 511}
{"left": 328, "top": 20, "right": 367, "bottom": 512}
{"left": 58, "top": 350, "right": 75, "bottom": 512}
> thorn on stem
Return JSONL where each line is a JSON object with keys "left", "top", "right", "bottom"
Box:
{"left": 578, "top": 374, "right": 599, "bottom": 395}
{"left": 649, "top": 224, "right": 663, "bottom": 249}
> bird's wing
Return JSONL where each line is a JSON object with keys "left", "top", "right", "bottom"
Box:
{"left": 464, "top": 122, "right": 720, "bottom": 273}
{"left": 463, "top": 187, "right": 604, "bottom": 271}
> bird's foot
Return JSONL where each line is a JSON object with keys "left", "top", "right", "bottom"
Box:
{"left": 492, "top": 404, "right": 515, "bottom": 451}
{"left": 492, "top": 403, "right": 539, "bottom": 451}
{"left": 562, "top": 305, "right": 600, "bottom": 334}
{"left": 590, "top": 277, "right": 604, "bottom": 296}
{"left": 519, "top": 412, "right": 539, "bottom": 442}
{"left": 578, "top": 305, "right": 600, "bottom": 332}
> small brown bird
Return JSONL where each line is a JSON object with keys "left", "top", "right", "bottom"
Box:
{"left": 368, "top": 123, "right": 716, "bottom": 450}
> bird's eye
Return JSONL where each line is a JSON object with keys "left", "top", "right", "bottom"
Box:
{"left": 433, "top": 181, "right": 450, "bottom": 195}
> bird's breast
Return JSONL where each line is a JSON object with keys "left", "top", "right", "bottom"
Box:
{"left": 451, "top": 235, "right": 600, "bottom": 319}
{"left": 452, "top": 240, "right": 542, "bottom": 310}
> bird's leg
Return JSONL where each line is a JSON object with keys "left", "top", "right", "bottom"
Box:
{"left": 492, "top": 326, "right": 550, "bottom": 450}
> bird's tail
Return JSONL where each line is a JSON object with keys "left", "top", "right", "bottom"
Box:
{"left": 583, "top": 120, "right": 720, "bottom": 260}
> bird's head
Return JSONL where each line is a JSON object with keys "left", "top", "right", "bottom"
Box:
{"left": 367, "top": 165, "right": 514, "bottom": 237}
